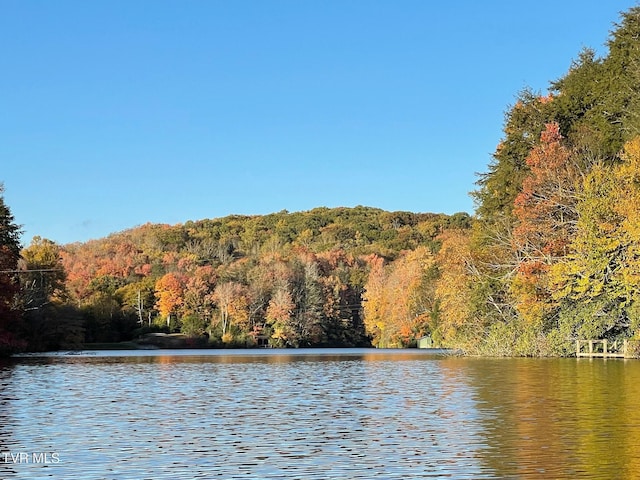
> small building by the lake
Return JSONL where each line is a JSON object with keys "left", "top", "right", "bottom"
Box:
{"left": 417, "top": 335, "right": 433, "bottom": 349}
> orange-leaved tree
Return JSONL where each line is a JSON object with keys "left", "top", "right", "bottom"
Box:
{"left": 154, "top": 272, "right": 185, "bottom": 326}
{"left": 511, "top": 122, "right": 581, "bottom": 327}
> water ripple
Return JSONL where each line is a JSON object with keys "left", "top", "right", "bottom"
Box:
{"left": 2, "top": 351, "right": 639, "bottom": 478}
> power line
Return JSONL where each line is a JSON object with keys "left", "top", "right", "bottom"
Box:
{"left": 0, "top": 269, "right": 64, "bottom": 273}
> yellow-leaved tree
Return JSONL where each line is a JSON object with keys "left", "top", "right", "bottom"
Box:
{"left": 363, "top": 247, "right": 435, "bottom": 347}
{"left": 550, "top": 136, "right": 640, "bottom": 349}
{"left": 434, "top": 230, "right": 473, "bottom": 346}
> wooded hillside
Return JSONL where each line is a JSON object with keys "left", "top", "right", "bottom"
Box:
{"left": 13, "top": 207, "right": 471, "bottom": 350}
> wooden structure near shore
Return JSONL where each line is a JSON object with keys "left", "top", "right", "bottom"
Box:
{"left": 576, "top": 339, "right": 640, "bottom": 358}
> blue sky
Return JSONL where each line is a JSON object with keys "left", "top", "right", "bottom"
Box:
{"left": 1, "top": 1, "right": 634, "bottom": 245}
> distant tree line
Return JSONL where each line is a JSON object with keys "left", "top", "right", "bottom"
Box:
{"left": 0, "top": 197, "right": 472, "bottom": 354}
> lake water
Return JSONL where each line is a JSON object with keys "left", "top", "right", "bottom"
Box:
{"left": 1, "top": 348, "right": 639, "bottom": 479}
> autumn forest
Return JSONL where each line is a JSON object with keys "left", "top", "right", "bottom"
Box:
{"left": 3, "top": 7, "right": 640, "bottom": 356}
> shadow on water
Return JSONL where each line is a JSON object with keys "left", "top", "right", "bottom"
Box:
{"left": 12, "top": 347, "right": 453, "bottom": 365}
